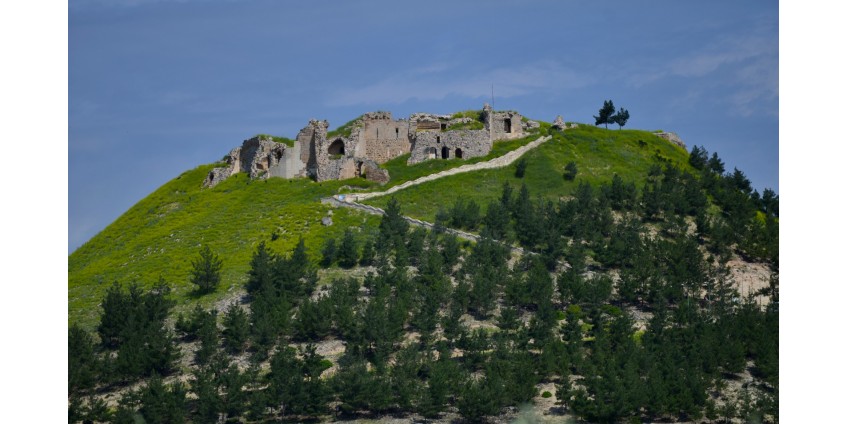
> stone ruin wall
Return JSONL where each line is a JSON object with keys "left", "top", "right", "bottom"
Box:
{"left": 203, "top": 104, "right": 532, "bottom": 188}
{"left": 203, "top": 136, "right": 294, "bottom": 188}
{"left": 486, "top": 110, "right": 524, "bottom": 140}
{"left": 360, "top": 114, "right": 413, "bottom": 164}
{"left": 408, "top": 129, "right": 491, "bottom": 164}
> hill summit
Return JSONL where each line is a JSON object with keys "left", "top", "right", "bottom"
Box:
{"left": 204, "top": 103, "right": 537, "bottom": 188}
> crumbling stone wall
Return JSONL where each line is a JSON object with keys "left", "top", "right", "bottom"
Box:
{"left": 296, "top": 120, "right": 328, "bottom": 178}
{"left": 203, "top": 136, "right": 297, "bottom": 187}
{"left": 360, "top": 112, "right": 412, "bottom": 163}
{"left": 239, "top": 137, "right": 286, "bottom": 178}
{"left": 203, "top": 103, "right": 531, "bottom": 188}
{"left": 407, "top": 129, "right": 491, "bottom": 164}
{"left": 485, "top": 109, "right": 524, "bottom": 140}
{"left": 268, "top": 139, "right": 306, "bottom": 179}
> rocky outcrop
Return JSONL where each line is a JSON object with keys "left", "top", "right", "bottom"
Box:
{"left": 552, "top": 115, "right": 566, "bottom": 130}
{"left": 523, "top": 119, "right": 540, "bottom": 131}
{"left": 360, "top": 159, "right": 390, "bottom": 185}
{"left": 655, "top": 131, "right": 686, "bottom": 149}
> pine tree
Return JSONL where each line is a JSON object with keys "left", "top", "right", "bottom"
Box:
{"left": 688, "top": 145, "right": 708, "bottom": 170}
{"left": 708, "top": 152, "right": 725, "bottom": 174}
{"left": 222, "top": 303, "right": 248, "bottom": 353}
{"left": 482, "top": 200, "right": 510, "bottom": 240}
{"left": 194, "top": 309, "right": 218, "bottom": 365}
{"left": 245, "top": 242, "right": 275, "bottom": 294}
{"left": 138, "top": 374, "right": 187, "bottom": 424}
{"left": 359, "top": 235, "right": 376, "bottom": 266}
{"left": 190, "top": 245, "right": 223, "bottom": 294}
{"left": 594, "top": 100, "right": 616, "bottom": 129}
{"left": 69, "top": 325, "right": 99, "bottom": 394}
{"left": 337, "top": 228, "right": 359, "bottom": 268}
{"left": 320, "top": 237, "right": 337, "bottom": 267}
{"left": 611, "top": 107, "right": 630, "bottom": 129}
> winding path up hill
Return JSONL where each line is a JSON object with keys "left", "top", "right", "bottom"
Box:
{"left": 322, "top": 134, "right": 554, "bottom": 256}
{"left": 346, "top": 135, "right": 552, "bottom": 202}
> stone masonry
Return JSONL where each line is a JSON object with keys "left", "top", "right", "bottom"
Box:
{"left": 203, "top": 103, "right": 529, "bottom": 187}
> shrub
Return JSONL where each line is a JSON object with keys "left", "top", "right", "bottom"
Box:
{"left": 515, "top": 158, "right": 527, "bottom": 178}
{"left": 563, "top": 161, "right": 578, "bottom": 180}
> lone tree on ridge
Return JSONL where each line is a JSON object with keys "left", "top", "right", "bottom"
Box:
{"left": 594, "top": 100, "right": 616, "bottom": 129}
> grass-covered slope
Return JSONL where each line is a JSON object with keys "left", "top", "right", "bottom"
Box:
{"left": 69, "top": 122, "right": 688, "bottom": 329}
{"left": 69, "top": 165, "right": 380, "bottom": 329}
{"left": 362, "top": 124, "right": 691, "bottom": 223}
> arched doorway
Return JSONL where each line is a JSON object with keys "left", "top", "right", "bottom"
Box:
{"left": 455, "top": 148, "right": 463, "bottom": 159}
{"left": 441, "top": 146, "right": 449, "bottom": 159}
{"left": 428, "top": 147, "right": 437, "bottom": 159}
{"left": 503, "top": 118, "right": 512, "bottom": 133}
{"left": 328, "top": 139, "right": 345, "bottom": 156}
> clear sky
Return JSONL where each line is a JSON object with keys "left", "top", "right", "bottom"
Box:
{"left": 68, "top": 0, "right": 778, "bottom": 253}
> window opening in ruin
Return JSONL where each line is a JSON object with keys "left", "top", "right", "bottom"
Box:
{"left": 437, "top": 136, "right": 441, "bottom": 144}
{"left": 328, "top": 139, "right": 345, "bottom": 156}
{"left": 504, "top": 118, "right": 512, "bottom": 133}
{"left": 395, "top": 127, "right": 399, "bottom": 138}
{"left": 455, "top": 148, "right": 463, "bottom": 159}
{"left": 441, "top": 123, "right": 447, "bottom": 130}
{"left": 441, "top": 146, "right": 449, "bottom": 159}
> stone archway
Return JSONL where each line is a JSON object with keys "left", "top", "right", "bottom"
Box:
{"left": 455, "top": 148, "right": 463, "bottom": 159}
{"left": 428, "top": 147, "right": 437, "bottom": 159}
{"left": 328, "top": 139, "right": 345, "bottom": 156}
{"left": 441, "top": 146, "right": 449, "bottom": 159}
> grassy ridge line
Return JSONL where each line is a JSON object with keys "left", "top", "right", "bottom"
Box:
{"left": 361, "top": 125, "right": 691, "bottom": 222}
{"left": 69, "top": 166, "right": 381, "bottom": 329}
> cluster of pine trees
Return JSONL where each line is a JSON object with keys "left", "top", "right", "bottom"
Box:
{"left": 69, "top": 152, "right": 778, "bottom": 423}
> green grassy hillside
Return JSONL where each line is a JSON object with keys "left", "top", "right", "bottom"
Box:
{"left": 69, "top": 121, "right": 688, "bottom": 329}
{"left": 362, "top": 124, "right": 691, "bottom": 223}
{"left": 68, "top": 165, "right": 381, "bottom": 329}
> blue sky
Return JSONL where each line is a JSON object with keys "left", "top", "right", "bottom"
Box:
{"left": 68, "top": 0, "right": 778, "bottom": 253}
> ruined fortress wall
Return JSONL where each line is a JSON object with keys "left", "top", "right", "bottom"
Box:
{"left": 408, "top": 129, "right": 491, "bottom": 164}
{"left": 488, "top": 111, "right": 524, "bottom": 140}
{"left": 362, "top": 119, "right": 412, "bottom": 163}
{"left": 296, "top": 120, "right": 328, "bottom": 179}
{"left": 268, "top": 139, "right": 307, "bottom": 179}
{"left": 237, "top": 137, "right": 287, "bottom": 178}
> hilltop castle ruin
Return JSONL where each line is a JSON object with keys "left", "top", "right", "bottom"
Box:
{"left": 203, "top": 103, "right": 538, "bottom": 187}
